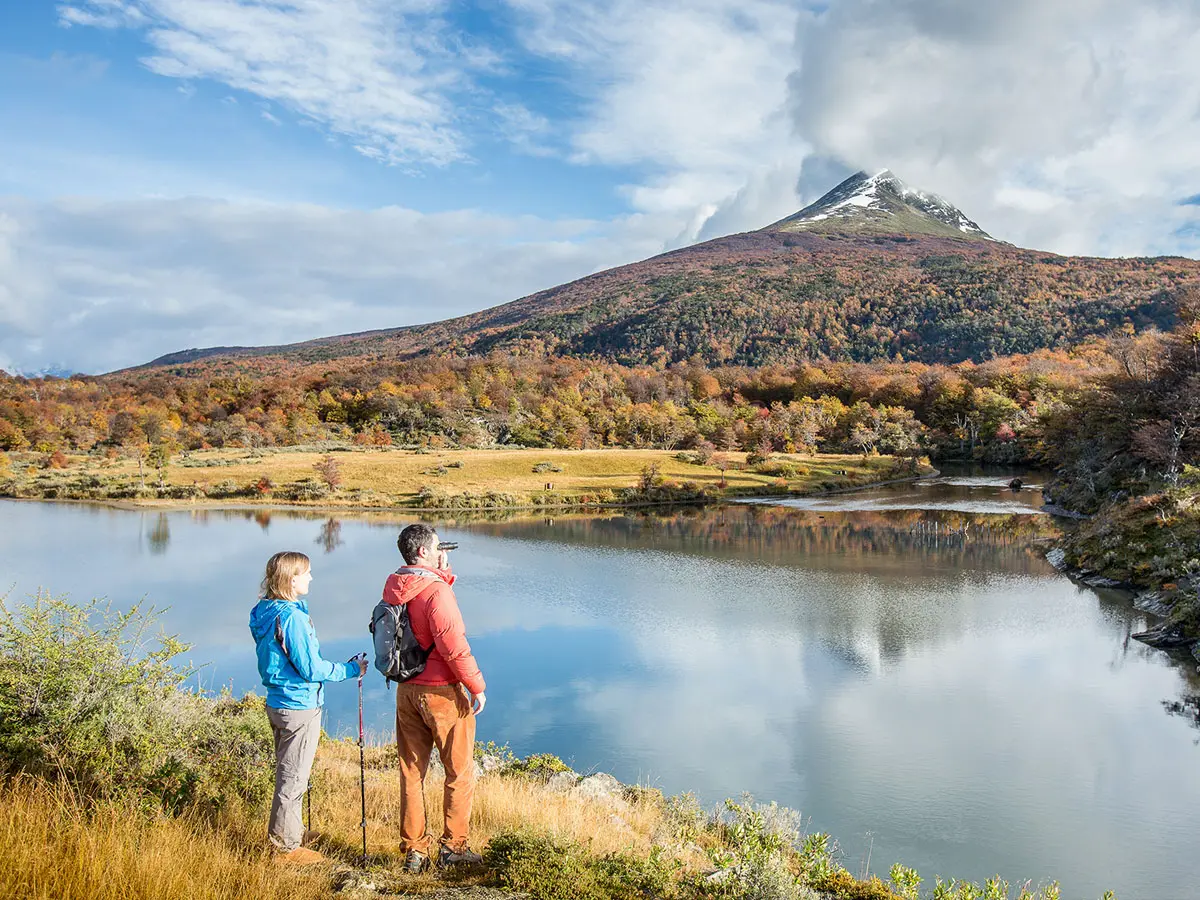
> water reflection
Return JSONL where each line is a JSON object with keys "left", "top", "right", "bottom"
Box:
{"left": 462, "top": 505, "right": 1061, "bottom": 580}
{"left": 145, "top": 512, "right": 171, "bottom": 556}
{"left": 1163, "top": 694, "right": 1200, "bottom": 742}
{"left": 315, "top": 518, "right": 345, "bottom": 554}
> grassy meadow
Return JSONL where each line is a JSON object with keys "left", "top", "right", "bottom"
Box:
{"left": 1, "top": 446, "right": 922, "bottom": 510}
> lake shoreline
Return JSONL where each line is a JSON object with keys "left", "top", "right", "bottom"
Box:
{"left": 1, "top": 458, "right": 936, "bottom": 517}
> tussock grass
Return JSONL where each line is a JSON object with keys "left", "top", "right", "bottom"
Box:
{"left": 313, "top": 739, "right": 684, "bottom": 865}
{"left": 0, "top": 777, "right": 327, "bottom": 900}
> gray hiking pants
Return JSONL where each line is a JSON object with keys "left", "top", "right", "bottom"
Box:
{"left": 266, "top": 705, "right": 322, "bottom": 851}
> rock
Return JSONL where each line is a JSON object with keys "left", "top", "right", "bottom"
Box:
{"left": 1134, "top": 590, "right": 1176, "bottom": 618}
{"left": 545, "top": 771, "right": 581, "bottom": 793}
{"left": 474, "top": 753, "right": 506, "bottom": 780}
{"left": 477, "top": 753, "right": 505, "bottom": 773}
{"left": 1041, "top": 503, "right": 1089, "bottom": 520}
{"left": 571, "top": 772, "right": 625, "bottom": 804}
{"left": 330, "top": 869, "right": 381, "bottom": 894}
{"left": 1132, "top": 623, "right": 1195, "bottom": 649}
{"left": 1044, "top": 548, "right": 1067, "bottom": 570}
{"left": 1079, "top": 572, "right": 1127, "bottom": 589}
{"left": 1009, "top": 478, "right": 1023, "bottom": 490}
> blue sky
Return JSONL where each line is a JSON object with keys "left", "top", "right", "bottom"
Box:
{"left": 2, "top": 0, "right": 1200, "bottom": 374}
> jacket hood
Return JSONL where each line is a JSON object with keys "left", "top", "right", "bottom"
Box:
{"left": 384, "top": 566, "right": 454, "bottom": 605}
{"left": 249, "top": 597, "right": 306, "bottom": 639}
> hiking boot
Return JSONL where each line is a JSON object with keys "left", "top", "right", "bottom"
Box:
{"left": 403, "top": 849, "right": 429, "bottom": 874}
{"left": 438, "top": 844, "right": 483, "bottom": 868}
{"left": 275, "top": 846, "right": 327, "bottom": 866}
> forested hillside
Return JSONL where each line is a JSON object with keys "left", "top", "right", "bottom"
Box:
{"left": 0, "top": 339, "right": 1123, "bottom": 465}
{"left": 144, "top": 232, "right": 1198, "bottom": 372}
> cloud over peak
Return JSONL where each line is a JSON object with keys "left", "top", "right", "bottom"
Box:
{"left": 787, "top": 0, "right": 1200, "bottom": 255}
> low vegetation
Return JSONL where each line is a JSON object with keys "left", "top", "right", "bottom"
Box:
{"left": 0, "top": 447, "right": 918, "bottom": 510}
{"left": 0, "top": 595, "right": 1114, "bottom": 900}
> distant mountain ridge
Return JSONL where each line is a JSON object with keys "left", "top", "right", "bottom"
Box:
{"left": 137, "top": 171, "right": 1200, "bottom": 374}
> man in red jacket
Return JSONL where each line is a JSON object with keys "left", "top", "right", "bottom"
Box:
{"left": 383, "top": 523, "right": 487, "bottom": 873}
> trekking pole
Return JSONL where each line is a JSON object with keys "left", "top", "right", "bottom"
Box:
{"left": 358, "top": 654, "right": 368, "bottom": 868}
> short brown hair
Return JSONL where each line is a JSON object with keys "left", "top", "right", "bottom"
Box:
{"left": 398, "top": 523, "right": 437, "bottom": 565}
{"left": 261, "top": 551, "right": 310, "bottom": 601}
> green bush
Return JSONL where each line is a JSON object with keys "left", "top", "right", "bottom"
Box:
{"left": 157, "top": 484, "right": 205, "bottom": 500}
{"left": 755, "top": 461, "right": 800, "bottom": 478}
{"left": 0, "top": 592, "right": 273, "bottom": 813}
{"left": 485, "top": 830, "right": 679, "bottom": 900}
{"left": 274, "top": 478, "right": 330, "bottom": 501}
{"left": 503, "top": 752, "right": 572, "bottom": 778}
{"left": 206, "top": 479, "right": 252, "bottom": 499}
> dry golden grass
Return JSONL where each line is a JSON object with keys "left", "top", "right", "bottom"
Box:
{"left": 84, "top": 447, "right": 906, "bottom": 506}
{"left": 0, "top": 740, "right": 690, "bottom": 900}
{"left": 0, "top": 777, "right": 327, "bottom": 900}
{"left": 313, "top": 739, "right": 681, "bottom": 864}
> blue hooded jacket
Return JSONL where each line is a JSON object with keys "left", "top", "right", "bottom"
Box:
{"left": 249, "top": 598, "right": 357, "bottom": 710}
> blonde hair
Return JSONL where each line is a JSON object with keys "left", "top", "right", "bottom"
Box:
{"left": 261, "top": 551, "right": 310, "bottom": 601}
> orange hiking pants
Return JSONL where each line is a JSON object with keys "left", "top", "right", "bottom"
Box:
{"left": 395, "top": 682, "right": 477, "bottom": 854}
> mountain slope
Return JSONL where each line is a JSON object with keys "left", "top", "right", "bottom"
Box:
{"left": 139, "top": 174, "right": 1200, "bottom": 374}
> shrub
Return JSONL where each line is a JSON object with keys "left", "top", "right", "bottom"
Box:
{"left": 639, "top": 463, "right": 662, "bottom": 494}
{"left": 485, "top": 830, "right": 678, "bottom": 900}
{"left": 502, "top": 752, "right": 572, "bottom": 778}
{"left": 312, "top": 455, "right": 342, "bottom": 490}
{"left": 755, "top": 461, "right": 800, "bottom": 479}
{"left": 532, "top": 461, "right": 563, "bottom": 473}
{"left": 0, "top": 592, "right": 273, "bottom": 812}
{"left": 206, "top": 480, "right": 248, "bottom": 499}
{"left": 275, "top": 478, "right": 330, "bottom": 502}
{"left": 157, "top": 484, "right": 205, "bottom": 500}
{"left": 691, "top": 440, "right": 716, "bottom": 465}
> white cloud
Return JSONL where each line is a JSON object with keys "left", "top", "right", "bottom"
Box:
{"left": 787, "top": 0, "right": 1200, "bottom": 256}
{"left": 503, "top": 0, "right": 815, "bottom": 241}
{"left": 493, "top": 101, "right": 555, "bottom": 157}
{"left": 0, "top": 196, "right": 674, "bottom": 374}
{"left": 57, "top": 0, "right": 483, "bottom": 165}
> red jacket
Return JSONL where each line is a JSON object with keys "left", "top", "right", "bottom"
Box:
{"left": 380, "top": 565, "right": 486, "bottom": 695}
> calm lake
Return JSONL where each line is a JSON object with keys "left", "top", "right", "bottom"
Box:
{"left": 2, "top": 472, "right": 1198, "bottom": 899}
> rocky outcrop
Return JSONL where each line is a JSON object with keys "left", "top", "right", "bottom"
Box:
{"left": 1132, "top": 621, "right": 1196, "bottom": 649}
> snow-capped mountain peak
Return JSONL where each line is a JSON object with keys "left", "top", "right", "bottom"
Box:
{"left": 766, "top": 170, "right": 993, "bottom": 240}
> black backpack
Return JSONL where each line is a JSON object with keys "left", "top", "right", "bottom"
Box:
{"left": 370, "top": 571, "right": 436, "bottom": 683}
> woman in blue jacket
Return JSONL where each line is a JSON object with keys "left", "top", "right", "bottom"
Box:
{"left": 249, "top": 550, "right": 366, "bottom": 865}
